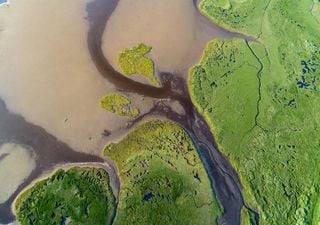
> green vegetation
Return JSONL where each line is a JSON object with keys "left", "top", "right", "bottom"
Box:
{"left": 241, "top": 208, "right": 258, "bottom": 225}
{"left": 104, "top": 120, "right": 222, "bottom": 225}
{"left": 313, "top": 196, "right": 320, "bottom": 225}
{"left": 189, "top": 39, "right": 260, "bottom": 147}
{"left": 118, "top": 43, "right": 159, "bottom": 86}
{"left": 15, "top": 167, "right": 116, "bottom": 225}
{"left": 189, "top": 0, "right": 320, "bottom": 224}
{"left": 199, "top": 0, "right": 270, "bottom": 37}
{"left": 100, "top": 93, "right": 140, "bottom": 118}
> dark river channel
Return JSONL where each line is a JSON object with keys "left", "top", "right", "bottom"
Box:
{"left": 87, "top": 0, "right": 259, "bottom": 224}
{"left": 0, "top": 0, "right": 258, "bottom": 224}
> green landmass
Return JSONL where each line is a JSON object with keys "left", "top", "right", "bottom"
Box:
{"left": 100, "top": 93, "right": 140, "bottom": 118}
{"left": 103, "top": 120, "right": 222, "bottom": 225}
{"left": 15, "top": 167, "right": 116, "bottom": 225}
{"left": 190, "top": 0, "right": 320, "bottom": 224}
{"left": 118, "top": 43, "right": 159, "bottom": 86}
{"left": 199, "top": 0, "right": 269, "bottom": 37}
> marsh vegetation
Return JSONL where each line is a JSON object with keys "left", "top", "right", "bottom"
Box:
{"left": 118, "top": 43, "right": 159, "bottom": 86}
{"left": 15, "top": 167, "right": 116, "bottom": 225}
{"left": 104, "top": 120, "right": 222, "bottom": 225}
{"left": 190, "top": 0, "right": 320, "bottom": 224}
{"left": 100, "top": 93, "right": 140, "bottom": 118}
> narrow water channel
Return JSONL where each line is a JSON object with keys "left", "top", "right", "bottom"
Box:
{"left": 86, "top": 0, "right": 255, "bottom": 224}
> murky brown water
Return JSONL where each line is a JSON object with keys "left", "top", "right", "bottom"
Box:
{"left": 102, "top": 0, "right": 249, "bottom": 77}
{"left": 0, "top": 0, "right": 258, "bottom": 224}
{"left": 0, "top": 0, "right": 150, "bottom": 155}
{"left": 102, "top": 0, "right": 196, "bottom": 74}
{"left": 0, "top": 98, "right": 104, "bottom": 223}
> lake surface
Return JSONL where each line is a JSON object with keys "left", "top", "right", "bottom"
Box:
{"left": 0, "top": 0, "right": 257, "bottom": 224}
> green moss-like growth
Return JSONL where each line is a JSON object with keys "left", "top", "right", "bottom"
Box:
{"left": 118, "top": 43, "right": 159, "bottom": 86}
{"left": 104, "top": 120, "right": 222, "bottom": 225}
{"left": 100, "top": 93, "right": 140, "bottom": 118}
{"left": 15, "top": 167, "right": 116, "bottom": 225}
{"left": 190, "top": 0, "right": 320, "bottom": 224}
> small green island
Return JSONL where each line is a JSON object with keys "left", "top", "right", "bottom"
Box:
{"left": 104, "top": 120, "right": 222, "bottom": 225}
{"left": 190, "top": 0, "right": 320, "bottom": 224}
{"left": 15, "top": 167, "right": 116, "bottom": 225}
{"left": 118, "top": 43, "right": 160, "bottom": 86}
{"left": 100, "top": 93, "right": 140, "bottom": 118}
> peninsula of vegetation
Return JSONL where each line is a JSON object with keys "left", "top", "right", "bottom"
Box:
{"left": 104, "top": 120, "right": 222, "bottom": 225}
{"left": 190, "top": 0, "right": 320, "bottom": 224}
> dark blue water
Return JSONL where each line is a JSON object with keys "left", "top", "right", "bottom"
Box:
{"left": 143, "top": 192, "right": 155, "bottom": 201}
{"left": 0, "top": 0, "right": 7, "bottom": 4}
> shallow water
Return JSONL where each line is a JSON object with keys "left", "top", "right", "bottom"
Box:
{"left": 102, "top": 0, "right": 247, "bottom": 76}
{"left": 0, "top": 99, "right": 103, "bottom": 223}
{"left": 0, "top": 0, "right": 153, "bottom": 154}
{"left": 0, "top": 143, "right": 36, "bottom": 204}
{"left": 102, "top": 0, "right": 196, "bottom": 74}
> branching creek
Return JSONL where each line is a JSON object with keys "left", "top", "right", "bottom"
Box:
{"left": 87, "top": 0, "right": 259, "bottom": 224}
{"left": 0, "top": 0, "right": 260, "bottom": 224}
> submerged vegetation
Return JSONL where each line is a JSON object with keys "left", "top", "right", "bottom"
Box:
{"left": 190, "top": 0, "right": 320, "bottom": 224}
{"left": 100, "top": 93, "right": 140, "bottom": 118}
{"left": 15, "top": 167, "right": 116, "bottom": 225}
{"left": 104, "top": 120, "right": 222, "bottom": 225}
{"left": 118, "top": 43, "right": 159, "bottom": 86}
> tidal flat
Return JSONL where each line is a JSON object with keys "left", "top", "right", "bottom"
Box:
{"left": 0, "top": 143, "right": 36, "bottom": 204}
{"left": 102, "top": 0, "right": 246, "bottom": 76}
{"left": 0, "top": 0, "right": 154, "bottom": 154}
